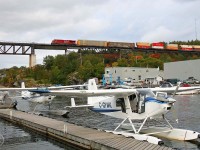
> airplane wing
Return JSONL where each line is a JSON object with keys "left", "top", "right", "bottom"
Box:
{"left": 0, "top": 87, "right": 37, "bottom": 91}
{"left": 0, "top": 85, "right": 86, "bottom": 91}
{"left": 151, "top": 86, "right": 200, "bottom": 93}
{"left": 28, "top": 86, "right": 200, "bottom": 98}
{"left": 41, "top": 89, "right": 137, "bottom": 98}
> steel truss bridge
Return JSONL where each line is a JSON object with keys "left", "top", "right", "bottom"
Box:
{"left": 0, "top": 41, "right": 200, "bottom": 67}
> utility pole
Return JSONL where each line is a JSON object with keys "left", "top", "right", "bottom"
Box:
{"left": 195, "top": 18, "right": 198, "bottom": 40}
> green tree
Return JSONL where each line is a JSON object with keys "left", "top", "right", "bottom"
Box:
{"left": 43, "top": 55, "right": 54, "bottom": 70}
{"left": 78, "top": 60, "right": 94, "bottom": 81}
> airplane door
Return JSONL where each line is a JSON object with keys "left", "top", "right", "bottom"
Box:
{"left": 137, "top": 94, "right": 145, "bottom": 114}
{"left": 116, "top": 98, "right": 126, "bottom": 113}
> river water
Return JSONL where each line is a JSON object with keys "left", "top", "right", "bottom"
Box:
{"left": 0, "top": 94, "right": 200, "bottom": 150}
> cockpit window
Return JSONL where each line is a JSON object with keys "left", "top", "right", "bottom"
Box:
{"left": 136, "top": 89, "right": 155, "bottom": 97}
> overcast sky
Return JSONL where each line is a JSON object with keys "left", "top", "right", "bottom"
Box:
{"left": 0, "top": 0, "right": 200, "bottom": 69}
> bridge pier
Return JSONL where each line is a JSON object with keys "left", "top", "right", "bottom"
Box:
{"left": 29, "top": 54, "right": 36, "bottom": 67}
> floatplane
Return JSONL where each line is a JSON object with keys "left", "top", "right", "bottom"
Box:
{"left": 0, "top": 82, "right": 86, "bottom": 117}
{"left": 34, "top": 79, "right": 200, "bottom": 145}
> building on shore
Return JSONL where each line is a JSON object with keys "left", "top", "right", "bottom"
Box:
{"left": 164, "top": 59, "right": 200, "bottom": 81}
{"left": 104, "top": 67, "right": 163, "bottom": 86}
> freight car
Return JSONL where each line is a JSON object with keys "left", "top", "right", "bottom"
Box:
{"left": 193, "top": 45, "right": 200, "bottom": 51}
{"left": 77, "top": 40, "right": 107, "bottom": 47}
{"left": 151, "top": 42, "right": 165, "bottom": 49}
{"left": 166, "top": 44, "right": 178, "bottom": 50}
{"left": 136, "top": 42, "right": 151, "bottom": 49}
{"left": 107, "top": 41, "right": 135, "bottom": 49}
{"left": 51, "top": 39, "right": 76, "bottom": 45}
{"left": 180, "top": 45, "right": 193, "bottom": 51}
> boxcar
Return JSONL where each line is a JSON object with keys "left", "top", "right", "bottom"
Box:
{"left": 166, "top": 44, "right": 178, "bottom": 50}
{"left": 151, "top": 42, "right": 165, "bottom": 49}
{"left": 193, "top": 45, "right": 200, "bottom": 51}
{"left": 77, "top": 40, "right": 107, "bottom": 47}
{"left": 107, "top": 41, "right": 135, "bottom": 49}
{"left": 136, "top": 42, "right": 151, "bottom": 49}
{"left": 180, "top": 45, "right": 193, "bottom": 51}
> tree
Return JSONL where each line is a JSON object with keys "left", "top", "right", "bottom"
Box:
{"left": 43, "top": 55, "right": 54, "bottom": 70}
{"left": 50, "top": 66, "right": 61, "bottom": 84}
{"left": 78, "top": 60, "right": 94, "bottom": 81}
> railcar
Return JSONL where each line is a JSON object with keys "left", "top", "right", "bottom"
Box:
{"left": 166, "top": 44, "right": 178, "bottom": 50}
{"left": 107, "top": 41, "right": 135, "bottom": 49}
{"left": 77, "top": 40, "right": 107, "bottom": 47}
{"left": 180, "top": 45, "right": 193, "bottom": 51}
{"left": 51, "top": 39, "right": 76, "bottom": 45}
{"left": 151, "top": 42, "right": 165, "bottom": 49}
{"left": 136, "top": 42, "right": 151, "bottom": 49}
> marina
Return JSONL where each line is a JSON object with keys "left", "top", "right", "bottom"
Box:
{"left": 0, "top": 94, "right": 199, "bottom": 149}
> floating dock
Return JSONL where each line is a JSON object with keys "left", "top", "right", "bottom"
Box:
{"left": 0, "top": 109, "right": 173, "bottom": 150}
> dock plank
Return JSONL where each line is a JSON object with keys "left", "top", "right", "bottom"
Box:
{"left": 0, "top": 109, "right": 173, "bottom": 150}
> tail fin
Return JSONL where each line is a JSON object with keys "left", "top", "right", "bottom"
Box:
{"left": 21, "top": 82, "right": 25, "bottom": 88}
{"left": 88, "top": 79, "right": 98, "bottom": 90}
{"left": 21, "top": 82, "right": 25, "bottom": 98}
{"left": 21, "top": 82, "right": 31, "bottom": 99}
{"left": 87, "top": 79, "right": 98, "bottom": 105}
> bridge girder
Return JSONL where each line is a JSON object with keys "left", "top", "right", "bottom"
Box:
{"left": 0, "top": 43, "right": 34, "bottom": 55}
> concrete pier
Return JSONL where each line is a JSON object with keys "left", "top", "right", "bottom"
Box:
{"left": 0, "top": 109, "right": 173, "bottom": 150}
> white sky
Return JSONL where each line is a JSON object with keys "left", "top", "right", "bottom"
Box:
{"left": 0, "top": 0, "right": 200, "bottom": 68}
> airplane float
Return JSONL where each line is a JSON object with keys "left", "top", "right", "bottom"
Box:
{"left": 36, "top": 79, "right": 200, "bottom": 145}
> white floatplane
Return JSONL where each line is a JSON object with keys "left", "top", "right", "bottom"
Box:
{"left": 0, "top": 82, "right": 86, "bottom": 117}
{"left": 0, "top": 82, "right": 86, "bottom": 103}
{"left": 38, "top": 79, "right": 200, "bottom": 145}
{"left": 156, "top": 82, "right": 199, "bottom": 95}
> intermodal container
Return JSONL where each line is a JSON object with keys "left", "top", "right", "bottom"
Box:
{"left": 151, "top": 42, "right": 164, "bottom": 49}
{"left": 136, "top": 42, "right": 151, "bottom": 49}
{"left": 193, "top": 45, "right": 200, "bottom": 51}
{"left": 77, "top": 40, "right": 107, "bottom": 47}
{"left": 107, "top": 42, "right": 135, "bottom": 49}
{"left": 51, "top": 39, "right": 76, "bottom": 45}
{"left": 180, "top": 45, "right": 193, "bottom": 51}
{"left": 166, "top": 44, "right": 178, "bottom": 50}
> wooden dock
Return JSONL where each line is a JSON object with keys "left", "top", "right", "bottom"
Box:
{"left": 0, "top": 109, "right": 173, "bottom": 150}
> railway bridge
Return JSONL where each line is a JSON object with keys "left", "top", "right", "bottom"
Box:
{"left": 0, "top": 41, "right": 199, "bottom": 67}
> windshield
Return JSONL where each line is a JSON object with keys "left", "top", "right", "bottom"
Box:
{"left": 137, "top": 89, "right": 155, "bottom": 97}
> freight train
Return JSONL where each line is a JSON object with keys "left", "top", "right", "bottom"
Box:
{"left": 51, "top": 39, "right": 200, "bottom": 51}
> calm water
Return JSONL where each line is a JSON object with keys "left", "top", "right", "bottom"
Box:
{"left": 0, "top": 95, "right": 200, "bottom": 150}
